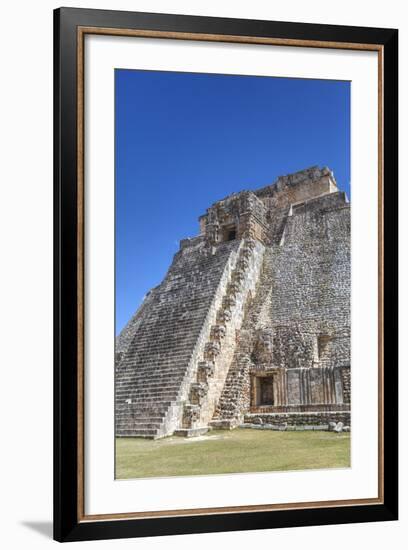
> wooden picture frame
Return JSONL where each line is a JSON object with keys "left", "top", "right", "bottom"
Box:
{"left": 54, "top": 7, "right": 398, "bottom": 542}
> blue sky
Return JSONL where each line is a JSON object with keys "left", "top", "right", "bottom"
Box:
{"left": 115, "top": 69, "right": 350, "bottom": 334}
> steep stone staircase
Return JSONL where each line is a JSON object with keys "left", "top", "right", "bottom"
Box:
{"left": 177, "top": 238, "right": 265, "bottom": 436}
{"left": 115, "top": 239, "right": 241, "bottom": 438}
{"left": 211, "top": 246, "right": 275, "bottom": 427}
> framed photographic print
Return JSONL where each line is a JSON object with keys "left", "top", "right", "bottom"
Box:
{"left": 53, "top": 7, "right": 398, "bottom": 542}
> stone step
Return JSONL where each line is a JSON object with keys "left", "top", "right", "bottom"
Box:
{"left": 115, "top": 408, "right": 168, "bottom": 417}
{"left": 116, "top": 415, "right": 164, "bottom": 423}
{"left": 116, "top": 394, "right": 179, "bottom": 403}
{"left": 116, "top": 393, "right": 180, "bottom": 402}
{"left": 116, "top": 421, "right": 163, "bottom": 430}
{"left": 118, "top": 365, "right": 190, "bottom": 374}
{"left": 117, "top": 375, "right": 188, "bottom": 384}
{"left": 130, "top": 334, "right": 199, "bottom": 340}
{"left": 116, "top": 399, "right": 177, "bottom": 408}
{"left": 124, "top": 350, "right": 196, "bottom": 359}
{"left": 126, "top": 350, "right": 194, "bottom": 358}
{"left": 127, "top": 335, "right": 200, "bottom": 345}
{"left": 131, "top": 324, "right": 204, "bottom": 334}
{"left": 119, "top": 358, "right": 191, "bottom": 366}
{"left": 124, "top": 351, "right": 195, "bottom": 360}
{"left": 116, "top": 393, "right": 177, "bottom": 407}
{"left": 117, "top": 366, "right": 190, "bottom": 376}
{"left": 130, "top": 318, "right": 205, "bottom": 330}
{"left": 130, "top": 324, "right": 204, "bottom": 333}
{"left": 116, "top": 397, "right": 180, "bottom": 405}
{"left": 115, "top": 413, "right": 164, "bottom": 422}
{"left": 117, "top": 370, "right": 184, "bottom": 377}
{"left": 117, "top": 364, "right": 190, "bottom": 373}
{"left": 116, "top": 383, "right": 182, "bottom": 393}
{"left": 122, "top": 357, "right": 192, "bottom": 366}
{"left": 116, "top": 377, "right": 183, "bottom": 385}
{"left": 116, "top": 402, "right": 170, "bottom": 411}
{"left": 116, "top": 379, "right": 182, "bottom": 388}
{"left": 116, "top": 383, "right": 183, "bottom": 393}
{"left": 131, "top": 315, "right": 205, "bottom": 325}
{"left": 115, "top": 400, "right": 174, "bottom": 408}
{"left": 116, "top": 386, "right": 180, "bottom": 395}
{"left": 116, "top": 428, "right": 160, "bottom": 437}
{"left": 116, "top": 410, "right": 169, "bottom": 419}
{"left": 118, "top": 367, "right": 186, "bottom": 374}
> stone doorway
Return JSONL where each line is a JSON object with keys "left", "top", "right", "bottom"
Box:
{"left": 252, "top": 375, "right": 277, "bottom": 407}
{"left": 221, "top": 223, "right": 237, "bottom": 242}
{"left": 260, "top": 377, "right": 274, "bottom": 405}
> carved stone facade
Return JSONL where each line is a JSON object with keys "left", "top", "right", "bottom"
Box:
{"left": 116, "top": 166, "right": 350, "bottom": 438}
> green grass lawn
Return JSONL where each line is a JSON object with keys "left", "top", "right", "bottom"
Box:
{"left": 115, "top": 428, "right": 350, "bottom": 479}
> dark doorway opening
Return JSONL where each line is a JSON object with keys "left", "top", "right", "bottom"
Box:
{"left": 222, "top": 224, "right": 237, "bottom": 242}
{"left": 227, "top": 228, "right": 236, "bottom": 241}
{"left": 260, "top": 377, "right": 274, "bottom": 406}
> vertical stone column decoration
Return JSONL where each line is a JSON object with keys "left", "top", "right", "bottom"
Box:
{"left": 333, "top": 367, "right": 344, "bottom": 404}
{"left": 341, "top": 367, "right": 351, "bottom": 404}
{"left": 197, "top": 361, "right": 215, "bottom": 383}
{"left": 176, "top": 238, "right": 265, "bottom": 436}
{"left": 236, "top": 193, "right": 269, "bottom": 244}
{"left": 206, "top": 221, "right": 220, "bottom": 246}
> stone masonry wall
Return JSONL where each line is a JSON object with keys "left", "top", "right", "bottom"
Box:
{"left": 267, "top": 192, "right": 350, "bottom": 375}
{"left": 244, "top": 411, "right": 351, "bottom": 427}
{"left": 213, "top": 182, "right": 350, "bottom": 427}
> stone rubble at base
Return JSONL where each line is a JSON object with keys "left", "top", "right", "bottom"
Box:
{"left": 115, "top": 166, "right": 351, "bottom": 439}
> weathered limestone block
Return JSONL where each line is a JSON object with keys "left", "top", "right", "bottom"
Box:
{"left": 237, "top": 256, "right": 250, "bottom": 270}
{"left": 204, "top": 341, "right": 221, "bottom": 361}
{"left": 232, "top": 270, "right": 246, "bottom": 285}
{"left": 273, "top": 327, "right": 316, "bottom": 369}
{"left": 341, "top": 367, "right": 351, "bottom": 403}
{"left": 222, "top": 295, "right": 236, "bottom": 312}
{"left": 210, "top": 324, "right": 226, "bottom": 342}
{"left": 183, "top": 404, "right": 201, "bottom": 428}
{"left": 216, "top": 309, "right": 232, "bottom": 325}
{"left": 253, "top": 328, "right": 274, "bottom": 365}
{"left": 241, "top": 247, "right": 252, "bottom": 260}
{"left": 244, "top": 238, "right": 256, "bottom": 251}
{"left": 209, "top": 225, "right": 220, "bottom": 245}
{"left": 190, "top": 382, "right": 209, "bottom": 405}
{"left": 197, "top": 361, "right": 216, "bottom": 383}
{"left": 227, "top": 280, "right": 241, "bottom": 296}
{"left": 245, "top": 411, "right": 350, "bottom": 427}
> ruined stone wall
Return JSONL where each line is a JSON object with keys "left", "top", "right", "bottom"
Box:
{"left": 201, "top": 191, "right": 269, "bottom": 245}
{"left": 244, "top": 411, "right": 351, "bottom": 428}
{"left": 255, "top": 166, "right": 336, "bottom": 204}
{"left": 213, "top": 188, "right": 350, "bottom": 427}
{"left": 268, "top": 191, "right": 350, "bottom": 371}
